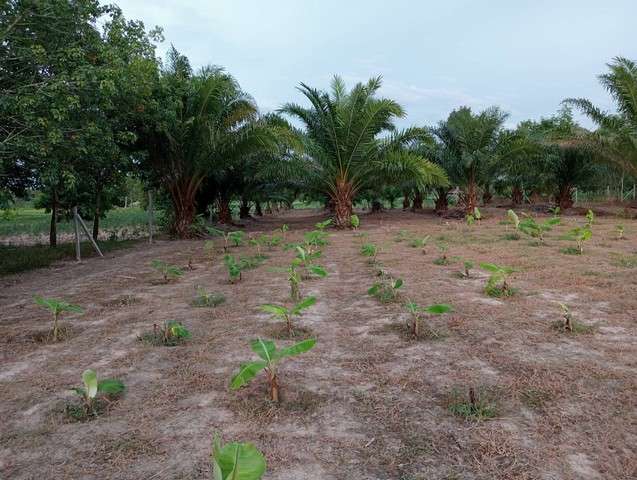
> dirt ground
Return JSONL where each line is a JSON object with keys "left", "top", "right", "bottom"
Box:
{"left": 1, "top": 207, "right": 636, "bottom": 480}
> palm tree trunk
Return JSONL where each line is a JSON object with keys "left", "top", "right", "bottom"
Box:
{"left": 333, "top": 179, "right": 354, "bottom": 228}
{"left": 217, "top": 195, "right": 232, "bottom": 224}
{"left": 239, "top": 197, "right": 251, "bottom": 219}
{"left": 402, "top": 190, "right": 411, "bottom": 210}
{"left": 411, "top": 190, "right": 423, "bottom": 211}
{"left": 557, "top": 184, "right": 574, "bottom": 210}
{"left": 434, "top": 188, "right": 448, "bottom": 213}
{"left": 168, "top": 177, "right": 202, "bottom": 238}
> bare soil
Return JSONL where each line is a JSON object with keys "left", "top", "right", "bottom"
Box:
{"left": 1, "top": 208, "right": 636, "bottom": 480}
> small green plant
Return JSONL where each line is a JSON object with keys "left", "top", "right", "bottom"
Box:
{"left": 461, "top": 260, "right": 474, "bottom": 278}
{"left": 193, "top": 286, "right": 226, "bottom": 308}
{"left": 71, "top": 369, "right": 125, "bottom": 417}
{"left": 161, "top": 320, "right": 191, "bottom": 345}
{"left": 394, "top": 229, "right": 411, "bottom": 242}
{"left": 350, "top": 214, "right": 360, "bottom": 229}
{"left": 404, "top": 301, "right": 453, "bottom": 338}
{"left": 304, "top": 229, "right": 329, "bottom": 247}
{"left": 248, "top": 235, "right": 267, "bottom": 257}
{"left": 552, "top": 303, "right": 594, "bottom": 334}
{"left": 230, "top": 338, "right": 316, "bottom": 402}
{"left": 409, "top": 235, "right": 430, "bottom": 253}
{"left": 279, "top": 223, "right": 289, "bottom": 239}
{"left": 203, "top": 240, "right": 216, "bottom": 263}
{"left": 360, "top": 243, "right": 378, "bottom": 263}
{"left": 228, "top": 231, "right": 245, "bottom": 247}
{"left": 565, "top": 226, "right": 592, "bottom": 254}
{"left": 480, "top": 262, "right": 516, "bottom": 297}
{"left": 261, "top": 296, "right": 316, "bottom": 337}
{"left": 368, "top": 277, "right": 403, "bottom": 303}
{"left": 466, "top": 207, "right": 481, "bottom": 225}
{"left": 239, "top": 255, "right": 266, "bottom": 270}
{"left": 508, "top": 210, "right": 560, "bottom": 244}
{"left": 314, "top": 219, "right": 332, "bottom": 231}
{"left": 585, "top": 209, "right": 594, "bottom": 227}
{"left": 448, "top": 387, "right": 497, "bottom": 420}
{"left": 615, "top": 224, "right": 624, "bottom": 240}
{"left": 265, "top": 234, "right": 283, "bottom": 250}
{"left": 211, "top": 434, "right": 266, "bottom": 480}
{"left": 294, "top": 246, "right": 327, "bottom": 279}
{"left": 151, "top": 260, "right": 184, "bottom": 282}
{"left": 549, "top": 206, "right": 561, "bottom": 217}
{"left": 207, "top": 227, "right": 231, "bottom": 252}
{"left": 34, "top": 296, "right": 83, "bottom": 341}
{"left": 433, "top": 243, "right": 450, "bottom": 265}
{"left": 224, "top": 255, "right": 242, "bottom": 283}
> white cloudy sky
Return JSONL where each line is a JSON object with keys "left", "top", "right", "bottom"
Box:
{"left": 109, "top": 0, "right": 636, "bottom": 128}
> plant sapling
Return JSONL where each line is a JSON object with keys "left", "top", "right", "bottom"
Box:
{"left": 211, "top": 434, "right": 266, "bottom": 480}
{"left": 260, "top": 296, "right": 316, "bottom": 337}
{"left": 34, "top": 296, "right": 83, "bottom": 341}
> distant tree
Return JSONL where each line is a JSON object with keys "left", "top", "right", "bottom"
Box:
{"left": 281, "top": 76, "right": 447, "bottom": 227}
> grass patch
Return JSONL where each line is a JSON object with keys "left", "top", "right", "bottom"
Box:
{"left": 610, "top": 253, "right": 637, "bottom": 268}
{"left": 551, "top": 320, "right": 595, "bottom": 334}
{"left": 447, "top": 387, "right": 498, "bottom": 420}
{"left": 560, "top": 246, "right": 581, "bottom": 255}
{"left": 0, "top": 239, "right": 139, "bottom": 276}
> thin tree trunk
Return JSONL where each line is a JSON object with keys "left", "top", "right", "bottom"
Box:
{"left": 333, "top": 178, "right": 354, "bottom": 228}
{"left": 482, "top": 186, "right": 493, "bottom": 205}
{"left": 49, "top": 188, "right": 58, "bottom": 247}
{"left": 465, "top": 179, "right": 478, "bottom": 214}
{"left": 239, "top": 197, "right": 251, "bottom": 219}
{"left": 92, "top": 186, "right": 101, "bottom": 240}
{"left": 371, "top": 200, "right": 383, "bottom": 213}
{"left": 255, "top": 200, "right": 263, "bottom": 216}
{"left": 511, "top": 186, "right": 523, "bottom": 206}
{"left": 402, "top": 190, "right": 411, "bottom": 210}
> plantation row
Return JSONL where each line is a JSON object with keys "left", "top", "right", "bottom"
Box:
{"left": 28, "top": 206, "right": 611, "bottom": 477}
{"left": 2, "top": 3, "right": 636, "bottom": 249}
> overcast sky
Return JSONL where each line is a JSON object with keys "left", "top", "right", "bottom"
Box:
{"left": 110, "top": 0, "right": 636, "bottom": 129}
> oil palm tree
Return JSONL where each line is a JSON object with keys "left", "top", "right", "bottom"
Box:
{"left": 280, "top": 76, "right": 447, "bottom": 227}
{"left": 432, "top": 106, "right": 508, "bottom": 214}
{"left": 564, "top": 56, "right": 637, "bottom": 176}
{"left": 142, "top": 49, "right": 279, "bottom": 235}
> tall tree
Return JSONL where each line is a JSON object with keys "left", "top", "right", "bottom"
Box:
{"left": 564, "top": 56, "right": 637, "bottom": 177}
{"left": 281, "top": 76, "right": 447, "bottom": 227}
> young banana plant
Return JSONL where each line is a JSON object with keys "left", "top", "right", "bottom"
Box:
{"left": 616, "top": 224, "right": 625, "bottom": 240}
{"left": 360, "top": 243, "right": 378, "bottom": 263}
{"left": 480, "top": 262, "right": 516, "bottom": 297}
{"left": 211, "top": 434, "right": 266, "bottom": 480}
{"left": 72, "top": 369, "right": 125, "bottom": 415}
{"left": 510, "top": 210, "right": 560, "bottom": 243}
{"left": 461, "top": 260, "right": 474, "bottom": 278}
{"left": 230, "top": 338, "right": 316, "bottom": 402}
{"left": 559, "top": 303, "right": 573, "bottom": 332}
{"left": 160, "top": 320, "right": 191, "bottom": 345}
{"left": 207, "top": 227, "right": 230, "bottom": 252}
{"left": 260, "top": 296, "right": 316, "bottom": 337}
{"left": 368, "top": 277, "right": 403, "bottom": 303}
{"left": 409, "top": 235, "right": 430, "bottom": 253}
{"left": 34, "top": 296, "right": 83, "bottom": 341}
{"left": 568, "top": 227, "right": 592, "bottom": 254}
{"left": 224, "top": 255, "right": 242, "bottom": 283}
{"left": 295, "top": 246, "right": 328, "bottom": 279}
{"left": 350, "top": 214, "right": 360, "bottom": 229}
{"left": 150, "top": 260, "right": 183, "bottom": 282}
{"left": 585, "top": 209, "right": 594, "bottom": 227}
{"left": 314, "top": 219, "right": 332, "bottom": 231}
{"left": 228, "top": 231, "right": 245, "bottom": 247}
{"left": 193, "top": 286, "right": 226, "bottom": 308}
{"left": 404, "top": 301, "right": 453, "bottom": 337}
{"left": 203, "top": 240, "right": 216, "bottom": 263}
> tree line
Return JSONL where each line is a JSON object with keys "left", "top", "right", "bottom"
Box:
{"left": 2, "top": 0, "right": 636, "bottom": 244}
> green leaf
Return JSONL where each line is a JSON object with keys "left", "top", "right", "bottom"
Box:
{"left": 308, "top": 265, "right": 327, "bottom": 277}
{"left": 250, "top": 338, "right": 276, "bottom": 362}
{"left": 274, "top": 338, "right": 316, "bottom": 359}
{"left": 260, "top": 304, "right": 288, "bottom": 317}
{"left": 424, "top": 304, "right": 453, "bottom": 315}
{"left": 230, "top": 361, "right": 267, "bottom": 390}
{"left": 393, "top": 278, "right": 403, "bottom": 289}
{"left": 212, "top": 439, "right": 267, "bottom": 480}
{"left": 479, "top": 262, "right": 500, "bottom": 273}
{"left": 82, "top": 369, "right": 98, "bottom": 400}
{"left": 292, "top": 296, "right": 316, "bottom": 314}
{"left": 97, "top": 378, "right": 125, "bottom": 395}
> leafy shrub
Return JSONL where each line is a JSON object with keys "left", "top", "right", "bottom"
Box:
{"left": 404, "top": 301, "right": 452, "bottom": 338}
{"left": 150, "top": 260, "right": 183, "bottom": 282}
{"left": 34, "top": 296, "right": 83, "bottom": 342}
{"left": 480, "top": 262, "right": 516, "bottom": 297}
{"left": 616, "top": 224, "right": 625, "bottom": 240}
{"left": 585, "top": 209, "right": 594, "bottom": 227}
{"left": 564, "top": 226, "right": 592, "bottom": 254}
{"left": 350, "top": 214, "right": 360, "bottom": 229}
{"left": 261, "top": 296, "right": 316, "bottom": 337}
{"left": 211, "top": 434, "right": 266, "bottom": 480}
{"left": 70, "top": 369, "right": 125, "bottom": 418}
{"left": 230, "top": 338, "right": 316, "bottom": 402}
{"left": 193, "top": 286, "right": 226, "bottom": 308}
{"left": 508, "top": 209, "right": 560, "bottom": 243}
{"left": 368, "top": 277, "right": 403, "bottom": 303}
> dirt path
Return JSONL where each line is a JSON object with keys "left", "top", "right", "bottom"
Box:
{"left": 1, "top": 209, "right": 636, "bottom": 479}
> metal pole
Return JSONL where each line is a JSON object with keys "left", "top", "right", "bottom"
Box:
{"left": 76, "top": 213, "right": 103, "bottom": 257}
{"left": 148, "top": 191, "right": 154, "bottom": 244}
{"left": 73, "top": 206, "right": 81, "bottom": 262}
